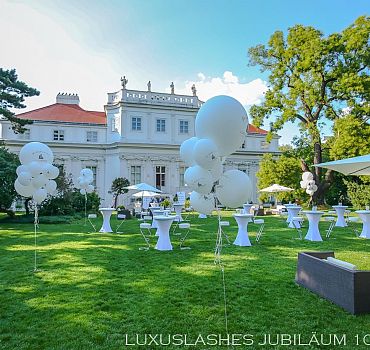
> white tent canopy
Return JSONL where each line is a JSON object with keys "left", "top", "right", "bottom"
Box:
{"left": 314, "top": 154, "right": 370, "bottom": 176}
{"left": 124, "top": 183, "right": 162, "bottom": 193}
{"left": 131, "top": 191, "right": 162, "bottom": 198}
{"left": 259, "top": 184, "right": 294, "bottom": 193}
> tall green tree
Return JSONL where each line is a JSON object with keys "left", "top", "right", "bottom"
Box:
{"left": 110, "top": 177, "right": 130, "bottom": 208}
{"left": 0, "top": 68, "right": 40, "bottom": 133}
{"left": 248, "top": 16, "right": 369, "bottom": 203}
{"left": 0, "top": 143, "right": 19, "bottom": 215}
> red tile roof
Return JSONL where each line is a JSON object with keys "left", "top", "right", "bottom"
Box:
{"left": 247, "top": 124, "right": 268, "bottom": 135}
{"left": 16, "top": 103, "right": 268, "bottom": 135}
{"left": 16, "top": 103, "right": 106, "bottom": 125}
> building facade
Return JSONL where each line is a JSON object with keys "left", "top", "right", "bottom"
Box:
{"left": 0, "top": 81, "right": 280, "bottom": 207}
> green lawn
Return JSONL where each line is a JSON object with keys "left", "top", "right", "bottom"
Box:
{"left": 0, "top": 212, "right": 369, "bottom": 350}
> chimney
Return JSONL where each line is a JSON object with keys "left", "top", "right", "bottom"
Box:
{"left": 56, "top": 92, "right": 80, "bottom": 105}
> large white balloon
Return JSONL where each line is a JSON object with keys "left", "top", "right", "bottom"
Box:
{"left": 28, "top": 161, "right": 45, "bottom": 176}
{"left": 45, "top": 180, "right": 57, "bottom": 194}
{"left": 14, "top": 179, "right": 34, "bottom": 197}
{"left": 184, "top": 165, "right": 213, "bottom": 194}
{"left": 209, "top": 158, "right": 224, "bottom": 182}
{"left": 302, "top": 172, "right": 314, "bottom": 182}
{"left": 80, "top": 189, "right": 86, "bottom": 195}
{"left": 216, "top": 170, "right": 252, "bottom": 208}
{"left": 81, "top": 168, "right": 93, "bottom": 179}
{"left": 300, "top": 180, "right": 308, "bottom": 189}
{"left": 180, "top": 137, "right": 198, "bottom": 167}
{"left": 19, "top": 142, "right": 54, "bottom": 165}
{"left": 32, "top": 174, "right": 48, "bottom": 188}
{"left": 45, "top": 164, "right": 59, "bottom": 179}
{"left": 190, "top": 191, "right": 214, "bottom": 215}
{"left": 195, "top": 95, "right": 247, "bottom": 156}
{"left": 86, "top": 184, "right": 94, "bottom": 194}
{"left": 16, "top": 164, "right": 29, "bottom": 176}
{"left": 18, "top": 172, "right": 32, "bottom": 186}
{"left": 193, "top": 138, "right": 219, "bottom": 170}
{"left": 33, "top": 188, "right": 48, "bottom": 204}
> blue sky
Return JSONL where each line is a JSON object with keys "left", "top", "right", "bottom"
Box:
{"left": 1, "top": 0, "right": 369, "bottom": 144}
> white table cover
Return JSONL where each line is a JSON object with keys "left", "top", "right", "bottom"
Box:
{"left": 154, "top": 215, "right": 177, "bottom": 251}
{"left": 173, "top": 203, "right": 184, "bottom": 222}
{"left": 242, "top": 203, "right": 254, "bottom": 215}
{"left": 302, "top": 211, "right": 325, "bottom": 241}
{"left": 233, "top": 213, "right": 254, "bottom": 247}
{"left": 355, "top": 210, "right": 370, "bottom": 239}
{"left": 287, "top": 206, "right": 302, "bottom": 228}
{"left": 332, "top": 205, "right": 348, "bottom": 227}
{"left": 99, "top": 208, "right": 115, "bottom": 233}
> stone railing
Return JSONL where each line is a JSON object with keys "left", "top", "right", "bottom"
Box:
{"left": 107, "top": 89, "right": 203, "bottom": 108}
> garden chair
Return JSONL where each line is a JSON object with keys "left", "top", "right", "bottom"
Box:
{"left": 291, "top": 216, "right": 304, "bottom": 239}
{"left": 178, "top": 222, "right": 192, "bottom": 250}
{"left": 347, "top": 216, "right": 361, "bottom": 237}
{"left": 254, "top": 218, "right": 265, "bottom": 242}
{"left": 87, "top": 213, "right": 97, "bottom": 232}
{"left": 323, "top": 216, "right": 336, "bottom": 239}
{"left": 116, "top": 213, "right": 126, "bottom": 233}
{"left": 139, "top": 215, "right": 152, "bottom": 250}
{"left": 219, "top": 220, "right": 231, "bottom": 245}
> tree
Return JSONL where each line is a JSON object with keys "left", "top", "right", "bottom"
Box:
{"left": 0, "top": 68, "right": 40, "bottom": 133}
{"left": 256, "top": 153, "right": 305, "bottom": 203}
{"left": 0, "top": 143, "right": 19, "bottom": 215}
{"left": 110, "top": 177, "right": 130, "bottom": 208}
{"left": 248, "top": 16, "right": 370, "bottom": 203}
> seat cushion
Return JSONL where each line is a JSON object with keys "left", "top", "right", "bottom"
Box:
{"left": 179, "top": 223, "right": 190, "bottom": 229}
{"left": 219, "top": 221, "right": 230, "bottom": 226}
{"left": 254, "top": 219, "right": 264, "bottom": 224}
{"left": 140, "top": 223, "right": 151, "bottom": 229}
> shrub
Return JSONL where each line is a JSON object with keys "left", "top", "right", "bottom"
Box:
{"left": 345, "top": 181, "right": 370, "bottom": 209}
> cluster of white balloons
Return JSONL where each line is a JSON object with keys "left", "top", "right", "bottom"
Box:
{"left": 76, "top": 168, "right": 94, "bottom": 195}
{"left": 300, "top": 172, "right": 318, "bottom": 196}
{"left": 180, "top": 95, "right": 252, "bottom": 214}
{"left": 14, "top": 142, "right": 59, "bottom": 204}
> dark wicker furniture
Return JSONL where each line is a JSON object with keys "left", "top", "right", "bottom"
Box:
{"left": 295, "top": 251, "right": 370, "bottom": 315}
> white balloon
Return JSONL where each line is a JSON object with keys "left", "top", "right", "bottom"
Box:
{"left": 81, "top": 168, "right": 93, "bottom": 179}
{"left": 302, "top": 172, "right": 314, "bottom": 182}
{"left": 33, "top": 188, "right": 48, "bottom": 204}
{"left": 195, "top": 95, "right": 247, "bottom": 156}
{"left": 190, "top": 191, "right": 214, "bottom": 215}
{"left": 180, "top": 137, "right": 198, "bottom": 167}
{"left": 19, "top": 142, "right": 53, "bottom": 165}
{"left": 86, "top": 184, "right": 94, "bottom": 193}
{"left": 306, "top": 189, "right": 315, "bottom": 196}
{"left": 80, "top": 189, "right": 86, "bottom": 195}
{"left": 45, "top": 180, "right": 57, "bottom": 194}
{"left": 32, "top": 174, "right": 48, "bottom": 189}
{"left": 300, "top": 180, "right": 308, "bottom": 189}
{"left": 184, "top": 165, "right": 213, "bottom": 194}
{"left": 45, "top": 164, "right": 60, "bottom": 179}
{"left": 79, "top": 179, "right": 89, "bottom": 188}
{"left": 209, "top": 158, "right": 224, "bottom": 182}
{"left": 16, "top": 164, "right": 29, "bottom": 176}
{"left": 18, "top": 172, "right": 32, "bottom": 186}
{"left": 28, "top": 161, "right": 44, "bottom": 176}
{"left": 14, "top": 179, "right": 34, "bottom": 197}
{"left": 193, "top": 138, "right": 219, "bottom": 170}
{"left": 216, "top": 170, "right": 252, "bottom": 208}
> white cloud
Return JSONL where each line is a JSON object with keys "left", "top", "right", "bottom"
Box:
{"left": 175, "top": 71, "right": 268, "bottom": 108}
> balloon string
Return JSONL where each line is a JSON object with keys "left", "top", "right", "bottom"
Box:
{"left": 34, "top": 204, "right": 39, "bottom": 272}
{"left": 214, "top": 202, "right": 229, "bottom": 338}
{"left": 84, "top": 193, "right": 87, "bottom": 226}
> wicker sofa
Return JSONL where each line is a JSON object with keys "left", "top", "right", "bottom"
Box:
{"left": 295, "top": 251, "right": 370, "bottom": 315}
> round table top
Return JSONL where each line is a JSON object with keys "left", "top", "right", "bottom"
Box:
{"left": 302, "top": 210, "right": 325, "bottom": 215}
{"left": 153, "top": 215, "right": 177, "bottom": 221}
{"left": 233, "top": 213, "right": 254, "bottom": 218}
{"left": 287, "top": 206, "right": 302, "bottom": 210}
{"left": 332, "top": 205, "right": 348, "bottom": 209}
{"left": 355, "top": 210, "right": 370, "bottom": 214}
{"left": 173, "top": 203, "right": 184, "bottom": 207}
{"left": 99, "top": 207, "right": 116, "bottom": 211}
{"left": 285, "top": 204, "right": 298, "bottom": 207}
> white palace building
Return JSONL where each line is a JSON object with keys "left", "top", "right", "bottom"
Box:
{"left": 0, "top": 79, "right": 280, "bottom": 207}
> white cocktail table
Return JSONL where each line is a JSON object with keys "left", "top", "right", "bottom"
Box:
{"left": 154, "top": 215, "right": 177, "bottom": 251}
{"left": 287, "top": 206, "right": 302, "bottom": 228}
{"left": 355, "top": 210, "right": 370, "bottom": 239}
{"left": 285, "top": 204, "right": 299, "bottom": 223}
{"left": 233, "top": 213, "right": 254, "bottom": 246}
{"left": 99, "top": 207, "right": 115, "bottom": 233}
{"left": 173, "top": 203, "right": 184, "bottom": 222}
{"left": 332, "top": 205, "right": 348, "bottom": 227}
{"left": 302, "top": 211, "right": 325, "bottom": 241}
{"left": 242, "top": 203, "right": 254, "bottom": 215}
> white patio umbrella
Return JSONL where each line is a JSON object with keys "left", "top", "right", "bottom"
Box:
{"left": 314, "top": 154, "right": 370, "bottom": 176}
{"left": 124, "top": 182, "right": 162, "bottom": 193}
{"left": 132, "top": 191, "right": 161, "bottom": 198}
{"left": 259, "top": 184, "right": 294, "bottom": 193}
